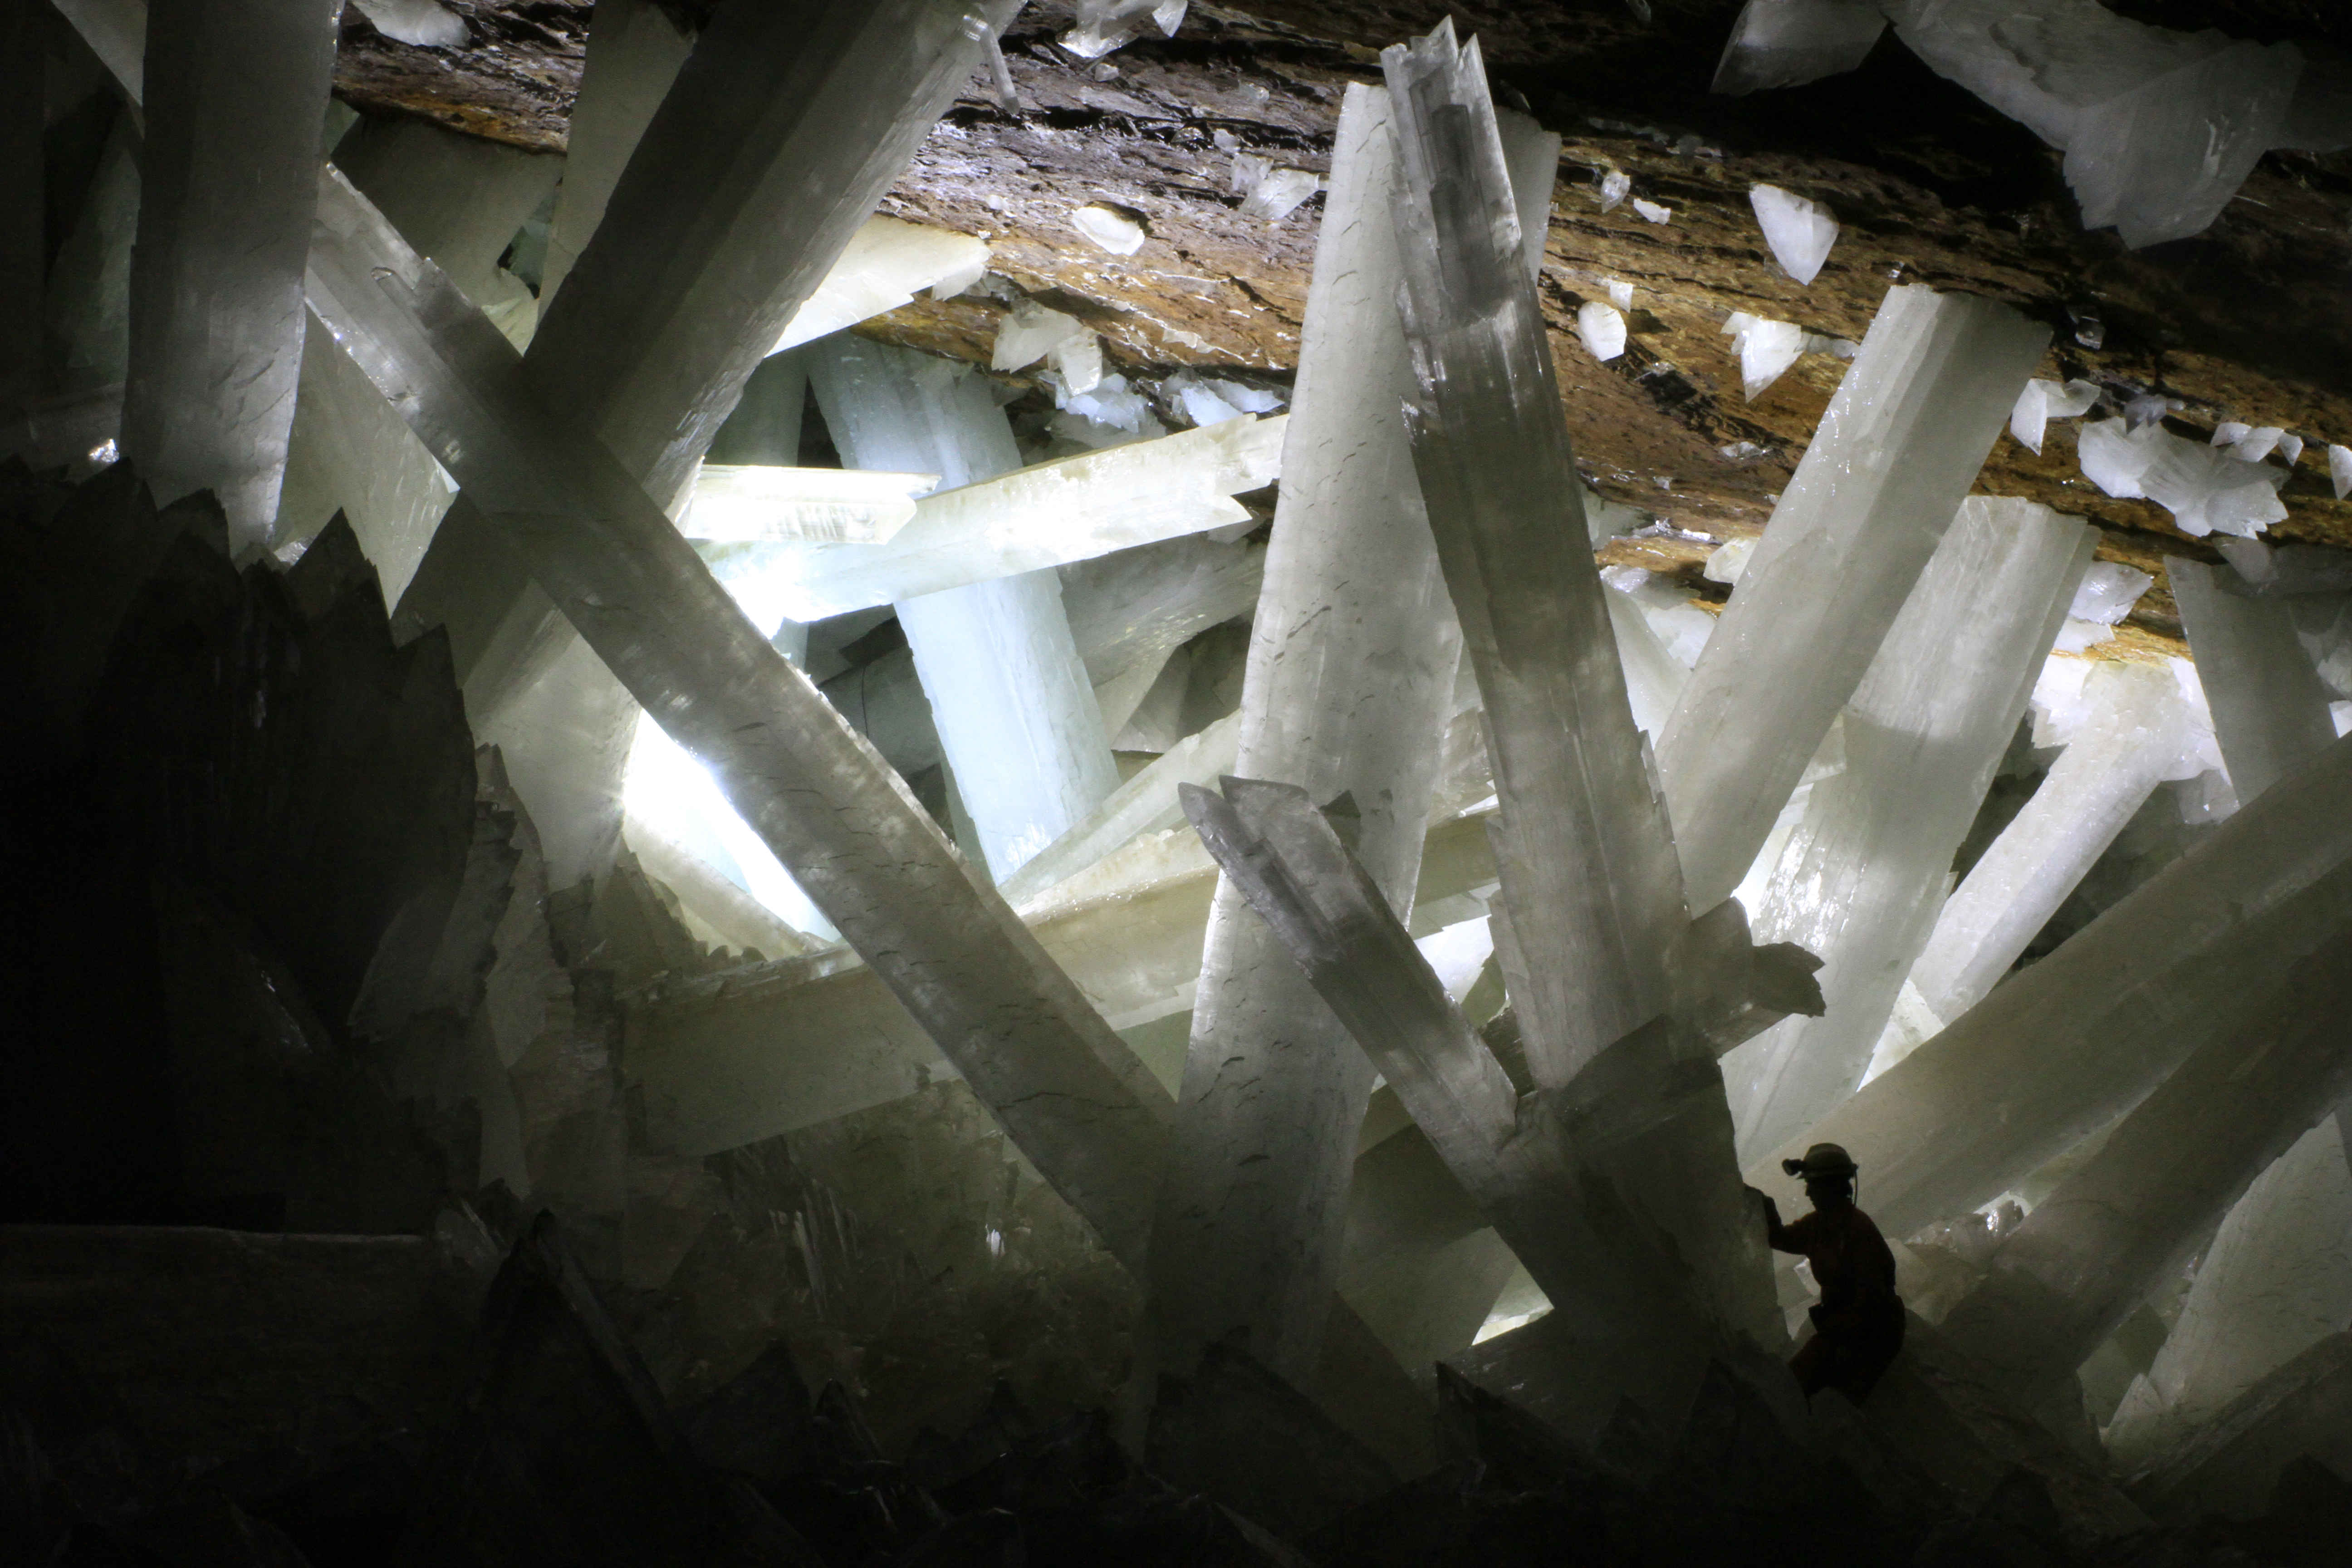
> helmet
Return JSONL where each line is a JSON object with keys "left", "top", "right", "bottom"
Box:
{"left": 1781, "top": 1143, "right": 1858, "bottom": 1181}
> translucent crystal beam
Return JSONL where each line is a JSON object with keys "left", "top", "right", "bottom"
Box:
{"left": 1721, "top": 498, "right": 2090, "bottom": 1165}
{"left": 679, "top": 466, "right": 936, "bottom": 545}
{"left": 998, "top": 710, "right": 1242, "bottom": 910}
{"left": 537, "top": 0, "right": 692, "bottom": 311}
{"left": 400, "top": 0, "right": 1018, "bottom": 888}
{"left": 279, "top": 119, "right": 556, "bottom": 587}
{"left": 1936, "top": 895, "right": 2352, "bottom": 1403}
{"left": 2168, "top": 559, "right": 2339, "bottom": 805}
{"left": 771, "top": 217, "right": 992, "bottom": 355}
{"left": 752, "top": 415, "right": 1286, "bottom": 621}
{"left": 1655, "top": 285, "right": 2049, "bottom": 910}
{"left": 120, "top": 0, "right": 338, "bottom": 548}
{"left": 529, "top": 0, "right": 1022, "bottom": 514}
{"left": 328, "top": 116, "right": 562, "bottom": 348}
{"left": 807, "top": 334, "right": 1120, "bottom": 882}
{"left": 1182, "top": 779, "right": 1725, "bottom": 1381}
{"left": 1382, "top": 22, "right": 1779, "bottom": 1351}
{"left": 1382, "top": 24, "right": 1683, "bottom": 1083}
{"left": 2104, "top": 1120, "right": 2352, "bottom": 1471}
{"left": 273, "top": 322, "right": 458, "bottom": 602}
{"left": 302, "top": 166, "right": 1170, "bottom": 1266}
{"left": 630, "top": 805, "right": 1504, "bottom": 1154}
{"left": 1765, "top": 733, "right": 2352, "bottom": 1237}
{"left": 1062, "top": 535, "right": 1265, "bottom": 737}
{"left": 1142, "top": 83, "right": 1465, "bottom": 1381}
{"left": 1900, "top": 661, "right": 2193, "bottom": 1032}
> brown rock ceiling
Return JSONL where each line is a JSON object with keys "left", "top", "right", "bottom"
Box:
{"left": 333, "top": 0, "right": 2352, "bottom": 654}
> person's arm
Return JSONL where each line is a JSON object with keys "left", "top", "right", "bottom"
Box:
{"left": 1749, "top": 1186, "right": 1799, "bottom": 1253}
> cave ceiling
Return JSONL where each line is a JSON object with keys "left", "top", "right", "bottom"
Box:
{"left": 328, "top": 0, "right": 2352, "bottom": 654}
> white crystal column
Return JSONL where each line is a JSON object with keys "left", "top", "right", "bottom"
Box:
{"left": 1767, "top": 731, "right": 2352, "bottom": 1237}
{"left": 1655, "top": 285, "right": 2050, "bottom": 908}
{"left": 274, "top": 324, "right": 458, "bottom": 602}
{"left": 1936, "top": 913, "right": 2352, "bottom": 1403}
{"left": 121, "top": 0, "right": 339, "bottom": 547}
{"left": 0, "top": 0, "right": 40, "bottom": 405}
{"left": 281, "top": 118, "right": 559, "bottom": 604}
{"left": 806, "top": 335, "right": 1119, "bottom": 882}
{"left": 2168, "top": 560, "right": 2339, "bottom": 805}
{"left": 407, "top": 0, "right": 1013, "bottom": 888}
{"left": 1723, "top": 499, "right": 2090, "bottom": 1163}
{"left": 539, "top": 0, "right": 694, "bottom": 311}
{"left": 304, "top": 167, "right": 1171, "bottom": 1267}
{"left": 1144, "top": 84, "right": 1465, "bottom": 1382}
{"left": 1381, "top": 22, "right": 1779, "bottom": 1352}
{"left": 1900, "top": 661, "right": 2190, "bottom": 1032}
{"left": 533, "top": 0, "right": 1020, "bottom": 512}
{"left": 2106, "top": 1120, "right": 2352, "bottom": 1470}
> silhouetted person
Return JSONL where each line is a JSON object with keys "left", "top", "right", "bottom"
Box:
{"left": 1754, "top": 1143, "right": 1905, "bottom": 1402}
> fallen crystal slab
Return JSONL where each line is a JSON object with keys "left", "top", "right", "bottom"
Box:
{"left": 679, "top": 465, "right": 936, "bottom": 544}
{"left": 2168, "top": 559, "right": 2339, "bottom": 804}
{"left": 1764, "top": 732, "right": 2352, "bottom": 1239}
{"left": 2332, "top": 444, "right": 2352, "bottom": 500}
{"left": 2128, "top": 1328, "right": 2352, "bottom": 1521}
{"left": 751, "top": 414, "right": 1285, "bottom": 620}
{"left": 1711, "top": 0, "right": 1886, "bottom": 96}
{"left": 1721, "top": 498, "right": 2089, "bottom": 1166}
{"left": 1748, "top": 184, "right": 1839, "bottom": 284}
{"left": 1897, "top": 660, "right": 2193, "bottom": 1034}
{"left": 771, "top": 217, "right": 990, "bottom": 353}
{"left": 1659, "top": 284, "right": 2049, "bottom": 909}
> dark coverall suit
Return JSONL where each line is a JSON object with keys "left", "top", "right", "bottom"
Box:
{"left": 1766, "top": 1201, "right": 1906, "bottom": 1402}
